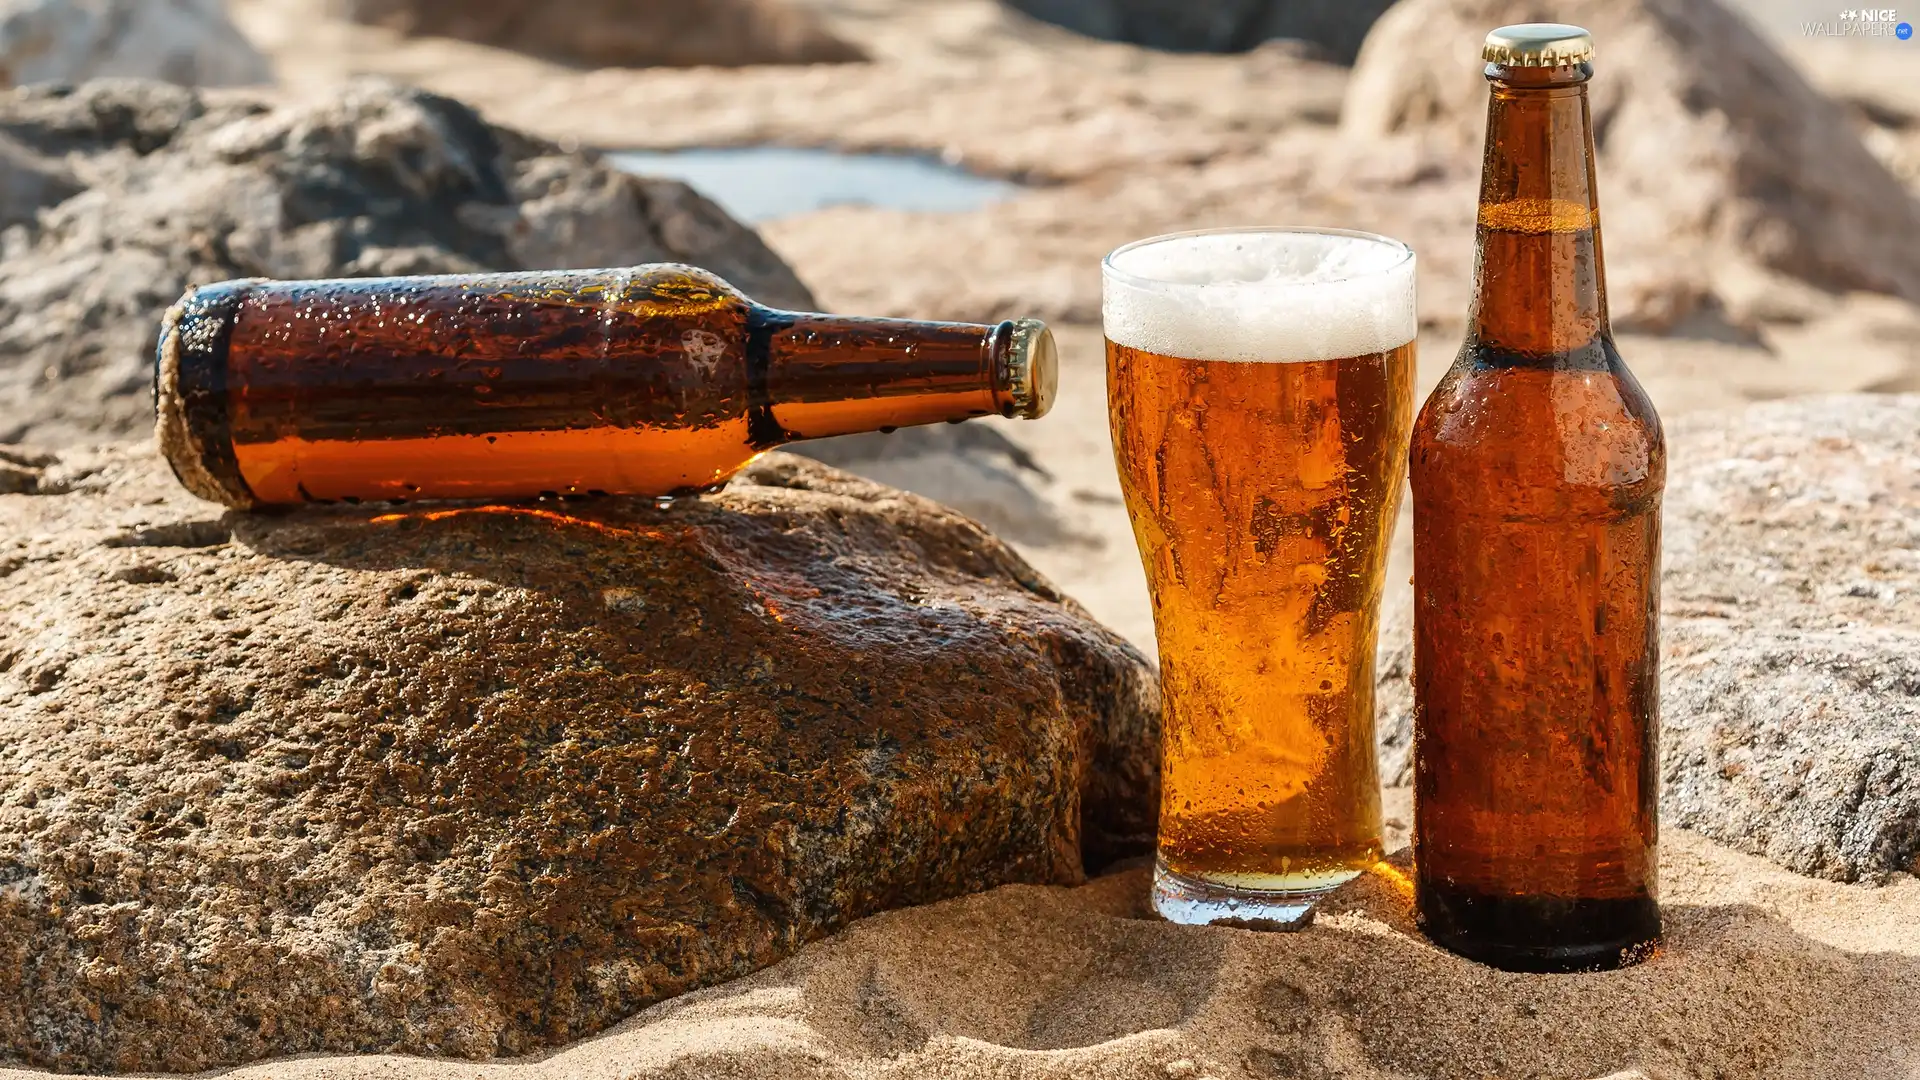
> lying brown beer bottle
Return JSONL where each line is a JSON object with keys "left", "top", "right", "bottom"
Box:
{"left": 155, "top": 265, "right": 1057, "bottom": 506}
{"left": 1410, "top": 24, "right": 1664, "bottom": 972}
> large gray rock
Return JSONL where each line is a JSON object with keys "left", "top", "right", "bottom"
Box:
{"left": 0, "top": 446, "right": 1159, "bottom": 1072}
{"left": 0, "top": 0, "right": 270, "bottom": 89}
{"left": 1341, "top": 0, "right": 1920, "bottom": 331}
{"left": 335, "top": 0, "right": 866, "bottom": 68}
{"left": 1002, "top": 0, "right": 1396, "bottom": 61}
{"left": 0, "top": 77, "right": 816, "bottom": 449}
{"left": 1660, "top": 394, "right": 1920, "bottom": 882}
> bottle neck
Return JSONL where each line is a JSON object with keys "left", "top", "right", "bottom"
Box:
{"left": 1468, "top": 64, "right": 1610, "bottom": 359}
{"left": 751, "top": 309, "right": 1025, "bottom": 443}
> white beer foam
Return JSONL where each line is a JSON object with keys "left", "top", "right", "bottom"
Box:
{"left": 1102, "top": 230, "right": 1417, "bottom": 362}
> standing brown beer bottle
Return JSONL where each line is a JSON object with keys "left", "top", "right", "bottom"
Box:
{"left": 155, "top": 265, "right": 1056, "bottom": 507}
{"left": 1410, "top": 24, "right": 1664, "bottom": 973}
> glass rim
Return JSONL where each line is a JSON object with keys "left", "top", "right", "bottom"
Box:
{"left": 1100, "top": 225, "right": 1416, "bottom": 293}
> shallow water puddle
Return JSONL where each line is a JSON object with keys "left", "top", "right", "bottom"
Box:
{"left": 606, "top": 146, "right": 1021, "bottom": 223}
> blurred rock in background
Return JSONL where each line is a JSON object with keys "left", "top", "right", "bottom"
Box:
{"left": 796, "top": 423, "right": 1083, "bottom": 547}
{"left": 1342, "top": 0, "right": 1920, "bottom": 338}
{"left": 1000, "top": 0, "right": 1397, "bottom": 61}
{"left": 0, "top": 127, "right": 76, "bottom": 227}
{"left": 0, "top": 0, "right": 270, "bottom": 88}
{"left": 0, "top": 78, "right": 814, "bottom": 448}
{"left": 333, "top": 0, "right": 867, "bottom": 68}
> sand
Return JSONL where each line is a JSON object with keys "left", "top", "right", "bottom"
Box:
{"left": 15, "top": 812, "right": 1913, "bottom": 1079}
{"left": 19, "top": 1, "right": 1910, "bottom": 1075}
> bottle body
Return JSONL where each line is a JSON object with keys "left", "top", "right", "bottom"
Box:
{"left": 1410, "top": 33, "right": 1664, "bottom": 972}
{"left": 156, "top": 265, "right": 1055, "bottom": 507}
{"left": 1411, "top": 338, "right": 1663, "bottom": 971}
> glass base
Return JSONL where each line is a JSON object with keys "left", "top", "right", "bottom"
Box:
{"left": 1151, "top": 858, "right": 1358, "bottom": 931}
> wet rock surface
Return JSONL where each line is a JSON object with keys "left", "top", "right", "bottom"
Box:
{"left": 334, "top": 0, "right": 866, "bottom": 68}
{"left": 0, "top": 448, "right": 1159, "bottom": 1073}
{"left": 0, "top": 0, "right": 270, "bottom": 89}
{"left": 0, "top": 77, "right": 815, "bottom": 449}
{"left": 1660, "top": 394, "right": 1920, "bottom": 881}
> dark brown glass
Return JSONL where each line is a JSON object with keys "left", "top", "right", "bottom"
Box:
{"left": 155, "top": 265, "right": 1052, "bottom": 507}
{"left": 1410, "top": 59, "right": 1665, "bottom": 972}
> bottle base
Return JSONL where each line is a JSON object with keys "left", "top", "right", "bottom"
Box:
{"left": 1417, "top": 881, "right": 1661, "bottom": 973}
{"left": 1152, "top": 858, "right": 1360, "bottom": 931}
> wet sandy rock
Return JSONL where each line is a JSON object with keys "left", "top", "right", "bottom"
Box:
{"left": 1661, "top": 394, "right": 1920, "bottom": 881}
{"left": 0, "top": 448, "right": 1158, "bottom": 1072}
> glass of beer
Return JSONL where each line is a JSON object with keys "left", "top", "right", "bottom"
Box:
{"left": 1103, "top": 227, "right": 1416, "bottom": 927}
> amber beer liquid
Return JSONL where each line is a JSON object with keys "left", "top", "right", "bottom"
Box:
{"left": 1106, "top": 228, "right": 1416, "bottom": 926}
{"left": 155, "top": 265, "right": 1056, "bottom": 507}
{"left": 1411, "top": 25, "right": 1664, "bottom": 971}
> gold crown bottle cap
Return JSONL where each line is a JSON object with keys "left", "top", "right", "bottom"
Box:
{"left": 1482, "top": 23, "right": 1594, "bottom": 66}
{"left": 1006, "top": 318, "right": 1058, "bottom": 419}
